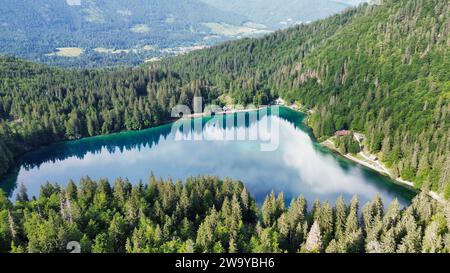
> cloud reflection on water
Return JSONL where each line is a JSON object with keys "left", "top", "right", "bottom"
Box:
{"left": 10, "top": 109, "right": 415, "bottom": 206}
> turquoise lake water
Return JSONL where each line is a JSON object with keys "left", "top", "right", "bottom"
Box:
{"left": 0, "top": 107, "right": 416, "bottom": 206}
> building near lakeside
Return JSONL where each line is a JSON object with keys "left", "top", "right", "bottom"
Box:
{"left": 335, "top": 130, "right": 352, "bottom": 137}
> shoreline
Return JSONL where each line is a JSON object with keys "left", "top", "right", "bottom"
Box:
{"left": 181, "top": 105, "right": 269, "bottom": 119}
{"left": 3, "top": 100, "right": 446, "bottom": 204}
{"left": 281, "top": 100, "right": 446, "bottom": 204}
{"left": 320, "top": 135, "right": 445, "bottom": 203}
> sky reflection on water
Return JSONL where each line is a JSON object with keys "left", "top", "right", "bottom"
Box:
{"left": 1, "top": 108, "right": 416, "bottom": 206}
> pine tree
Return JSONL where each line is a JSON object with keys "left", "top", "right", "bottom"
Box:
{"left": 397, "top": 209, "right": 422, "bottom": 253}
{"left": 66, "top": 180, "right": 78, "bottom": 201}
{"left": 261, "top": 192, "right": 276, "bottom": 227}
{"left": 379, "top": 228, "right": 396, "bottom": 253}
{"left": 257, "top": 227, "right": 282, "bottom": 253}
{"left": 383, "top": 198, "right": 401, "bottom": 230}
{"left": 422, "top": 221, "right": 443, "bottom": 253}
{"left": 318, "top": 202, "right": 334, "bottom": 248}
{"left": 362, "top": 195, "right": 384, "bottom": 251}
{"left": 343, "top": 196, "right": 363, "bottom": 252}
{"left": 196, "top": 208, "right": 218, "bottom": 253}
{"left": 302, "top": 221, "right": 322, "bottom": 253}
{"left": 229, "top": 237, "right": 237, "bottom": 253}
{"left": 334, "top": 196, "right": 348, "bottom": 240}
{"left": 92, "top": 233, "right": 113, "bottom": 253}
{"left": 345, "top": 196, "right": 360, "bottom": 234}
{"left": 16, "top": 182, "right": 29, "bottom": 202}
{"left": 7, "top": 210, "right": 17, "bottom": 241}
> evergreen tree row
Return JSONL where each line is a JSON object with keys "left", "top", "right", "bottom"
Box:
{"left": 0, "top": 175, "right": 449, "bottom": 253}
{"left": 0, "top": 0, "right": 449, "bottom": 197}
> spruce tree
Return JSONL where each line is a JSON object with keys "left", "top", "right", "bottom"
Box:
{"left": 16, "top": 182, "right": 29, "bottom": 203}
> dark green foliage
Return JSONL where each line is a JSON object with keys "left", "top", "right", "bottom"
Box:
{"left": 0, "top": 0, "right": 449, "bottom": 197}
{"left": 335, "top": 134, "right": 361, "bottom": 154}
{"left": 0, "top": 176, "right": 449, "bottom": 253}
{"left": 0, "top": 56, "right": 217, "bottom": 178}
{"left": 162, "top": 0, "right": 449, "bottom": 193}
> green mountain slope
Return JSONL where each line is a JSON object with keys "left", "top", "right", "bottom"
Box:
{"left": 162, "top": 0, "right": 450, "bottom": 194}
{"left": 0, "top": 0, "right": 370, "bottom": 68}
{"left": 0, "top": 0, "right": 449, "bottom": 196}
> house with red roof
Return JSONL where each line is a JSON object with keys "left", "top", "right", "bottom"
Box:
{"left": 335, "top": 130, "right": 352, "bottom": 137}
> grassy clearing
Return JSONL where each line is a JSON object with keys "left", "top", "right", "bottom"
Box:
{"left": 46, "top": 47, "right": 84, "bottom": 57}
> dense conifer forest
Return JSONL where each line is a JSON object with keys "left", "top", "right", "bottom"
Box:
{"left": 0, "top": 175, "right": 449, "bottom": 253}
{"left": 160, "top": 0, "right": 450, "bottom": 194}
{"left": 0, "top": 0, "right": 449, "bottom": 201}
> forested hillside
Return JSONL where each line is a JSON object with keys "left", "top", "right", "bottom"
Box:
{"left": 0, "top": 0, "right": 449, "bottom": 197}
{"left": 160, "top": 0, "right": 450, "bottom": 195}
{"left": 0, "top": 56, "right": 211, "bottom": 176}
{"left": 1, "top": 176, "right": 449, "bottom": 253}
{"left": 0, "top": 0, "right": 368, "bottom": 67}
